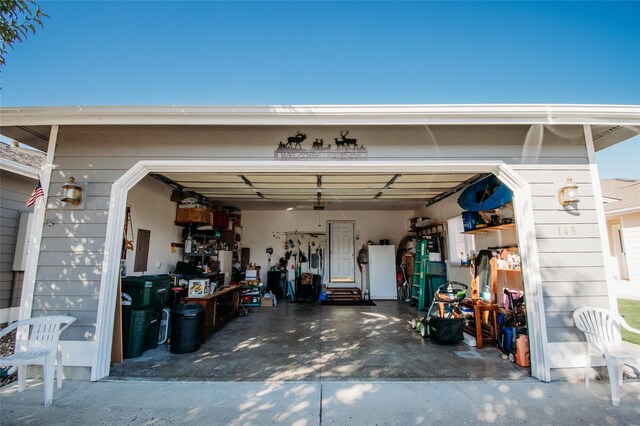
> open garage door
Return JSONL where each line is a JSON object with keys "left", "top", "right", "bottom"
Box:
{"left": 96, "top": 160, "right": 546, "bottom": 382}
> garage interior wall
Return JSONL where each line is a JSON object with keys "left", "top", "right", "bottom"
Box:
{"left": 242, "top": 209, "right": 415, "bottom": 286}
{"left": 124, "top": 176, "right": 183, "bottom": 277}
{"left": 26, "top": 123, "right": 614, "bottom": 378}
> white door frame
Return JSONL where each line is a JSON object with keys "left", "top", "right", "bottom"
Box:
{"left": 92, "top": 160, "right": 550, "bottom": 381}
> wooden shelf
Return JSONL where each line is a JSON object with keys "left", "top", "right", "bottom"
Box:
{"left": 463, "top": 223, "right": 515, "bottom": 234}
{"left": 497, "top": 268, "right": 521, "bottom": 272}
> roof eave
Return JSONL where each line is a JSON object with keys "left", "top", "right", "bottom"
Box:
{"left": 605, "top": 206, "right": 640, "bottom": 217}
{"left": 1, "top": 104, "right": 639, "bottom": 127}
{"left": 0, "top": 157, "right": 40, "bottom": 179}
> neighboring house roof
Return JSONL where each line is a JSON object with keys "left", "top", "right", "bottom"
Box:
{"left": 601, "top": 178, "right": 640, "bottom": 215}
{"left": 0, "top": 142, "right": 44, "bottom": 179}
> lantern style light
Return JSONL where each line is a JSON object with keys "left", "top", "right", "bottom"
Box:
{"left": 558, "top": 177, "right": 580, "bottom": 206}
{"left": 61, "top": 177, "right": 83, "bottom": 205}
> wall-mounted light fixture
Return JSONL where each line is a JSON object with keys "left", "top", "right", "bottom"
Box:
{"left": 558, "top": 177, "right": 580, "bottom": 206}
{"left": 61, "top": 177, "right": 83, "bottom": 205}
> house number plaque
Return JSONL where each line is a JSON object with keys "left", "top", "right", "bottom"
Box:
{"left": 557, "top": 225, "right": 577, "bottom": 236}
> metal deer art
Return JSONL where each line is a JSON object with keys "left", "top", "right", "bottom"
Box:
{"left": 335, "top": 130, "right": 358, "bottom": 149}
{"left": 275, "top": 130, "right": 367, "bottom": 160}
{"left": 285, "top": 131, "right": 307, "bottom": 149}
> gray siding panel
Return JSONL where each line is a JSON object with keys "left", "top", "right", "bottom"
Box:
{"left": 0, "top": 172, "right": 35, "bottom": 309}
{"left": 536, "top": 238, "right": 603, "bottom": 253}
{"left": 540, "top": 266, "right": 607, "bottom": 282}
{"left": 43, "top": 223, "right": 108, "bottom": 238}
{"left": 33, "top": 295, "right": 99, "bottom": 311}
{"left": 36, "top": 280, "right": 101, "bottom": 296}
{"left": 31, "top": 124, "right": 603, "bottom": 354}
{"left": 48, "top": 210, "right": 110, "bottom": 225}
{"left": 38, "top": 251, "right": 103, "bottom": 267}
{"left": 542, "top": 281, "right": 608, "bottom": 297}
{"left": 512, "top": 165, "right": 609, "bottom": 352}
{"left": 36, "top": 265, "right": 103, "bottom": 282}
{"left": 40, "top": 237, "right": 106, "bottom": 252}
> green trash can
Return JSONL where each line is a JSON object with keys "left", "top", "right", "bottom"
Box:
{"left": 121, "top": 293, "right": 153, "bottom": 359}
{"left": 121, "top": 275, "right": 172, "bottom": 358}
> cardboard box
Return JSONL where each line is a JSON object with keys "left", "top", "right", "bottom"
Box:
{"left": 188, "top": 279, "right": 209, "bottom": 297}
{"left": 261, "top": 297, "right": 273, "bottom": 307}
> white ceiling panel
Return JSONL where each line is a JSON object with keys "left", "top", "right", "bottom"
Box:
{"left": 152, "top": 171, "right": 485, "bottom": 210}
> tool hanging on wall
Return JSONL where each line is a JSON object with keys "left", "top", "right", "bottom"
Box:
{"left": 121, "top": 206, "right": 134, "bottom": 259}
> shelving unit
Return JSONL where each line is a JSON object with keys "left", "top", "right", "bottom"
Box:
{"left": 183, "top": 234, "right": 214, "bottom": 269}
{"left": 240, "top": 283, "right": 263, "bottom": 307}
{"left": 463, "top": 222, "right": 515, "bottom": 234}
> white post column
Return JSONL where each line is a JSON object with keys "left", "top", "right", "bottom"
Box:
{"left": 19, "top": 125, "right": 59, "bottom": 321}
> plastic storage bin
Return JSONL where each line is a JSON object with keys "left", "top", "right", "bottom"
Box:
{"left": 122, "top": 275, "right": 171, "bottom": 310}
{"left": 122, "top": 305, "right": 153, "bottom": 358}
{"left": 170, "top": 304, "right": 205, "bottom": 354}
{"left": 121, "top": 275, "right": 172, "bottom": 358}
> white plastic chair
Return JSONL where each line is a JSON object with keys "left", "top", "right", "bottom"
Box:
{"left": 0, "top": 315, "right": 76, "bottom": 406}
{"left": 573, "top": 306, "right": 640, "bottom": 406}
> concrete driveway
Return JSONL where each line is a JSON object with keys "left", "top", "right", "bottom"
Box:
{"left": 1, "top": 378, "right": 639, "bottom": 425}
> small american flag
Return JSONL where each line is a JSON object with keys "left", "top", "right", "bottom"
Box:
{"left": 26, "top": 179, "right": 45, "bottom": 207}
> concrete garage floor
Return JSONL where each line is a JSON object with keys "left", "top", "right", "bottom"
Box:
{"left": 109, "top": 300, "right": 530, "bottom": 382}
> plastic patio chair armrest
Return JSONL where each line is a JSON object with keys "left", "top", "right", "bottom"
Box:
{"left": 620, "top": 318, "right": 640, "bottom": 335}
{"left": 58, "top": 318, "right": 76, "bottom": 334}
{"left": 0, "top": 321, "right": 20, "bottom": 339}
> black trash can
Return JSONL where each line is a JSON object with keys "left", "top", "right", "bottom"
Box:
{"left": 170, "top": 304, "right": 205, "bottom": 354}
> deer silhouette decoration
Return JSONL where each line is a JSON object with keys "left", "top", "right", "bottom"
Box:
{"left": 286, "top": 131, "right": 307, "bottom": 149}
{"left": 335, "top": 131, "right": 358, "bottom": 149}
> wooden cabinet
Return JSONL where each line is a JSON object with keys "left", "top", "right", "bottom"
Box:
{"left": 176, "top": 207, "right": 210, "bottom": 225}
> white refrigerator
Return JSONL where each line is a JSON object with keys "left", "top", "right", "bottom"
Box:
{"left": 367, "top": 245, "right": 397, "bottom": 300}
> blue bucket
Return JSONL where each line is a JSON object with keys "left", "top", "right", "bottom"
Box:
{"left": 461, "top": 211, "right": 477, "bottom": 232}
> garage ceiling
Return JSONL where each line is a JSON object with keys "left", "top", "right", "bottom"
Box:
{"left": 153, "top": 172, "right": 482, "bottom": 210}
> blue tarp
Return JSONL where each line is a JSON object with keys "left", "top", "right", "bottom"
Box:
{"left": 457, "top": 175, "right": 512, "bottom": 212}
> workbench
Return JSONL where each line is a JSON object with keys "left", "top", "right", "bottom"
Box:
{"left": 461, "top": 299, "right": 500, "bottom": 349}
{"left": 184, "top": 285, "right": 242, "bottom": 341}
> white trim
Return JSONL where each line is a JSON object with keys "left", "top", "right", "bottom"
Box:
{"left": 0, "top": 158, "right": 39, "bottom": 179}
{"left": 0, "top": 307, "right": 20, "bottom": 324}
{"left": 605, "top": 206, "right": 640, "bottom": 217}
{"left": 584, "top": 125, "right": 618, "bottom": 315}
{"left": 92, "top": 159, "right": 549, "bottom": 382}
{"left": 60, "top": 341, "right": 95, "bottom": 367}
{"left": 18, "top": 125, "right": 58, "bottom": 321}
{"left": 492, "top": 164, "right": 550, "bottom": 382}
{"left": 1, "top": 104, "right": 639, "bottom": 127}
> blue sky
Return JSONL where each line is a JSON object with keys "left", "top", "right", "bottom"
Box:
{"left": 1, "top": 1, "right": 638, "bottom": 177}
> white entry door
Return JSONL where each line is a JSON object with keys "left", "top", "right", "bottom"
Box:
{"left": 328, "top": 221, "right": 355, "bottom": 283}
